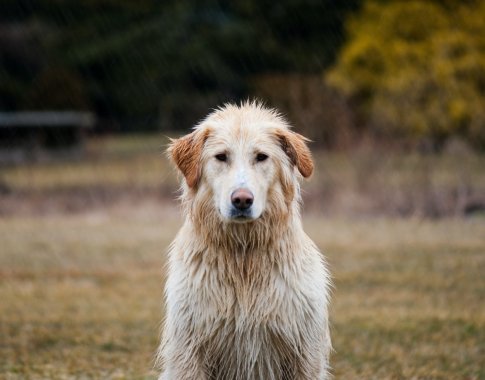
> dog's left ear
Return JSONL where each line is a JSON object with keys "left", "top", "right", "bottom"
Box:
{"left": 276, "top": 129, "right": 314, "bottom": 178}
{"left": 168, "top": 128, "right": 210, "bottom": 188}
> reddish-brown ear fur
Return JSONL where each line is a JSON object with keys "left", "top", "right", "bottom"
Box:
{"left": 168, "top": 129, "right": 210, "bottom": 188}
{"left": 276, "top": 129, "right": 314, "bottom": 178}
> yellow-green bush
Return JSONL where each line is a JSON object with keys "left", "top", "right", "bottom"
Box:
{"left": 327, "top": 0, "right": 485, "bottom": 148}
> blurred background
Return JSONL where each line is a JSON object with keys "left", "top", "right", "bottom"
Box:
{"left": 0, "top": 1, "right": 484, "bottom": 379}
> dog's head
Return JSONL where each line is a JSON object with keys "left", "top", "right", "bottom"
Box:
{"left": 168, "top": 102, "right": 313, "bottom": 224}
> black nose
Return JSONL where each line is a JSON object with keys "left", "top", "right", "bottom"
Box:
{"left": 231, "top": 188, "right": 254, "bottom": 210}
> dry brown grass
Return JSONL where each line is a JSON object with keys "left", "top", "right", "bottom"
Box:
{"left": 1, "top": 134, "right": 175, "bottom": 192}
{"left": 0, "top": 203, "right": 178, "bottom": 380}
{"left": 305, "top": 216, "right": 485, "bottom": 379}
{"left": 1, "top": 205, "right": 484, "bottom": 379}
{"left": 2, "top": 134, "right": 484, "bottom": 217}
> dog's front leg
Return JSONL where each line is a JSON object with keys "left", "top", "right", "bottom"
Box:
{"left": 158, "top": 341, "right": 207, "bottom": 380}
{"left": 295, "top": 332, "right": 331, "bottom": 380}
{"left": 158, "top": 319, "right": 208, "bottom": 380}
{"left": 159, "top": 364, "right": 206, "bottom": 380}
{"left": 293, "top": 354, "right": 330, "bottom": 380}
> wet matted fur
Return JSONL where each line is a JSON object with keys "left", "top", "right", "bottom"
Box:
{"left": 157, "top": 102, "right": 331, "bottom": 380}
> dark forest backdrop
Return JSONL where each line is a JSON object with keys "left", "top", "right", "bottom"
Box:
{"left": 1, "top": 0, "right": 484, "bottom": 148}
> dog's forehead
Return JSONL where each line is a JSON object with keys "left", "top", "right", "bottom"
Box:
{"left": 209, "top": 121, "right": 272, "bottom": 145}
{"left": 201, "top": 104, "right": 289, "bottom": 148}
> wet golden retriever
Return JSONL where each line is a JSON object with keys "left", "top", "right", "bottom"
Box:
{"left": 157, "top": 102, "right": 331, "bottom": 380}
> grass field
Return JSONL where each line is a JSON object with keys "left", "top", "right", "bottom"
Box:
{"left": 1, "top": 208, "right": 484, "bottom": 379}
{"left": 2, "top": 134, "right": 485, "bottom": 217}
{"left": 1, "top": 135, "right": 484, "bottom": 379}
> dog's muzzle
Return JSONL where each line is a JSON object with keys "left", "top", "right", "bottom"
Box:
{"left": 230, "top": 188, "right": 254, "bottom": 220}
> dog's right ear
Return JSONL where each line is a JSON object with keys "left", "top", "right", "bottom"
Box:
{"left": 168, "top": 128, "right": 210, "bottom": 188}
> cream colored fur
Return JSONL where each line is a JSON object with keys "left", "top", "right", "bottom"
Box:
{"left": 157, "top": 102, "right": 331, "bottom": 380}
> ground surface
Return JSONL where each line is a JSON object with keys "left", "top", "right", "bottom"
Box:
{"left": 1, "top": 207, "right": 484, "bottom": 379}
{"left": 0, "top": 135, "right": 484, "bottom": 379}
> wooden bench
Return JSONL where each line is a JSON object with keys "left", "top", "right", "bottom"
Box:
{"left": 0, "top": 111, "right": 95, "bottom": 151}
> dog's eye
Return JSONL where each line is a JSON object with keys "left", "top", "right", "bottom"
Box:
{"left": 215, "top": 153, "right": 227, "bottom": 162}
{"left": 256, "top": 153, "right": 268, "bottom": 162}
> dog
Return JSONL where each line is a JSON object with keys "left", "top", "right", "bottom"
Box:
{"left": 157, "top": 101, "right": 331, "bottom": 380}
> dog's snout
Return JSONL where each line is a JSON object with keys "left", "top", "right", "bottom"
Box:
{"left": 231, "top": 188, "right": 254, "bottom": 210}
